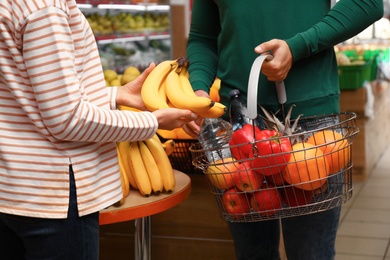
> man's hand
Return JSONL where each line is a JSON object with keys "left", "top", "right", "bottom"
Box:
{"left": 254, "top": 39, "right": 293, "bottom": 82}
{"left": 182, "top": 120, "right": 201, "bottom": 139}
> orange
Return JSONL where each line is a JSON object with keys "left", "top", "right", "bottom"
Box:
{"left": 206, "top": 157, "right": 240, "bottom": 190}
{"left": 307, "top": 130, "right": 351, "bottom": 174}
{"left": 282, "top": 142, "right": 329, "bottom": 191}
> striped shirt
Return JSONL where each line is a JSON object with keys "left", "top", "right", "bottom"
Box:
{"left": 0, "top": 0, "right": 158, "bottom": 218}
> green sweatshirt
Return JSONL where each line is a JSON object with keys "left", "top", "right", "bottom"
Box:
{"left": 187, "top": 0, "right": 383, "bottom": 118}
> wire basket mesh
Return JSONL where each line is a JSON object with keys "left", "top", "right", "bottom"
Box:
{"left": 190, "top": 112, "right": 359, "bottom": 222}
{"left": 158, "top": 137, "right": 202, "bottom": 174}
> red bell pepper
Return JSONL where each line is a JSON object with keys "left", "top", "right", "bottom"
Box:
{"left": 250, "top": 129, "right": 292, "bottom": 176}
{"left": 229, "top": 124, "right": 262, "bottom": 160}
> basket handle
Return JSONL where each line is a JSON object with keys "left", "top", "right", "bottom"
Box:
{"left": 247, "top": 54, "right": 287, "bottom": 120}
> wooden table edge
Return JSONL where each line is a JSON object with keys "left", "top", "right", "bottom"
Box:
{"left": 99, "top": 170, "right": 192, "bottom": 225}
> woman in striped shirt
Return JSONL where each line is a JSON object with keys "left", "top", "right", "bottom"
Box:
{"left": 0, "top": 1, "right": 197, "bottom": 259}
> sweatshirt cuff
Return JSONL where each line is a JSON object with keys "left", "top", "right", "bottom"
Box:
{"left": 285, "top": 33, "right": 310, "bottom": 62}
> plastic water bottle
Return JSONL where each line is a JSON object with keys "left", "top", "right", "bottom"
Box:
{"left": 198, "top": 118, "right": 233, "bottom": 162}
{"left": 229, "top": 89, "right": 265, "bottom": 131}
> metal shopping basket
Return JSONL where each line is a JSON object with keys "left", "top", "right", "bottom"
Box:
{"left": 189, "top": 55, "right": 360, "bottom": 222}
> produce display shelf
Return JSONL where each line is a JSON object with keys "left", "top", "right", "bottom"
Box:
{"left": 95, "top": 31, "right": 170, "bottom": 42}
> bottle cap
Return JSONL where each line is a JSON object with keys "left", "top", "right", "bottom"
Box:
{"left": 228, "top": 89, "right": 240, "bottom": 98}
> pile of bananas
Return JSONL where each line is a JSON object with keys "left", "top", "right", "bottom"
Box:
{"left": 141, "top": 57, "right": 227, "bottom": 118}
{"left": 116, "top": 134, "right": 177, "bottom": 204}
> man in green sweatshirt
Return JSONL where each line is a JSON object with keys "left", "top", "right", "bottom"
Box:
{"left": 186, "top": 0, "right": 383, "bottom": 259}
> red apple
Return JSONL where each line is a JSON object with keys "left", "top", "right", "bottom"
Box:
{"left": 221, "top": 188, "right": 251, "bottom": 218}
{"left": 280, "top": 186, "right": 315, "bottom": 207}
{"left": 231, "top": 161, "right": 264, "bottom": 192}
{"left": 265, "top": 173, "right": 285, "bottom": 186}
{"left": 206, "top": 157, "right": 239, "bottom": 190}
{"left": 250, "top": 184, "right": 283, "bottom": 216}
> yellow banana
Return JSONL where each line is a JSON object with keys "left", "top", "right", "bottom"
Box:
{"left": 158, "top": 79, "right": 168, "bottom": 105}
{"left": 120, "top": 166, "right": 130, "bottom": 198}
{"left": 178, "top": 65, "right": 197, "bottom": 97}
{"left": 119, "top": 105, "right": 141, "bottom": 112}
{"left": 128, "top": 142, "right": 152, "bottom": 197}
{"left": 174, "top": 127, "right": 196, "bottom": 140}
{"left": 145, "top": 138, "right": 176, "bottom": 192}
{"left": 165, "top": 62, "right": 215, "bottom": 113}
{"left": 211, "top": 77, "right": 221, "bottom": 91}
{"left": 157, "top": 129, "right": 178, "bottom": 139}
{"left": 196, "top": 101, "right": 227, "bottom": 118}
{"left": 138, "top": 141, "right": 164, "bottom": 194}
{"left": 117, "top": 142, "right": 138, "bottom": 189}
{"left": 162, "top": 139, "right": 176, "bottom": 156}
{"left": 116, "top": 145, "right": 130, "bottom": 200}
{"left": 116, "top": 168, "right": 126, "bottom": 206}
{"left": 178, "top": 61, "right": 222, "bottom": 113}
{"left": 210, "top": 77, "right": 221, "bottom": 102}
{"left": 151, "top": 133, "right": 161, "bottom": 143}
{"left": 167, "top": 100, "right": 176, "bottom": 108}
{"left": 150, "top": 134, "right": 175, "bottom": 156}
{"left": 141, "top": 60, "right": 175, "bottom": 111}
{"left": 126, "top": 149, "right": 139, "bottom": 190}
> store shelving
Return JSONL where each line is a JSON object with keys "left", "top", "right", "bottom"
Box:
{"left": 77, "top": 0, "right": 172, "bottom": 73}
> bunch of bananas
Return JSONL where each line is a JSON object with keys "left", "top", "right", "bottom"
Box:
{"left": 141, "top": 57, "right": 227, "bottom": 118}
{"left": 116, "top": 134, "right": 176, "bottom": 203}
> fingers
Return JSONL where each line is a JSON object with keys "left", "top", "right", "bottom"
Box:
{"left": 143, "top": 62, "right": 156, "bottom": 76}
{"left": 262, "top": 61, "right": 288, "bottom": 82}
{"left": 194, "top": 89, "right": 210, "bottom": 98}
{"left": 182, "top": 122, "right": 200, "bottom": 139}
{"left": 178, "top": 110, "right": 198, "bottom": 123}
{"left": 254, "top": 40, "right": 292, "bottom": 82}
{"left": 153, "top": 108, "right": 198, "bottom": 130}
{"left": 140, "top": 63, "right": 156, "bottom": 81}
{"left": 195, "top": 116, "right": 203, "bottom": 126}
{"left": 130, "top": 63, "right": 156, "bottom": 86}
{"left": 254, "top": 39, "right": 278, "bottom": 54}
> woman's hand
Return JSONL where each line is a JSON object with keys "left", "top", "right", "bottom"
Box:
{"left": 254, "top": 39, "right": 293, "bottom": 82}
{"left": 116, "top": 63, "right": 156, "bottom": 110}
{"left": 153, "top": 108, "right": 198, "bottom": 130}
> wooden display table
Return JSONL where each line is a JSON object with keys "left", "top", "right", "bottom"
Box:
{"left": 100, "top": 170, "right": 191, "bottom": 260}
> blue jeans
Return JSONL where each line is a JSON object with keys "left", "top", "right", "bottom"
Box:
{"left": 228, "top": 203, "right": 341, "bottom": 260}
{"left": 0, "top": 165, "right": 99, "bottom": 260}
